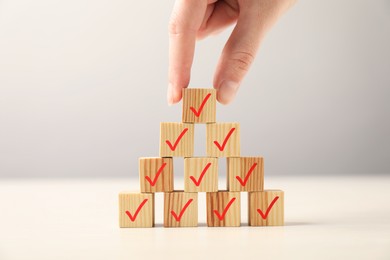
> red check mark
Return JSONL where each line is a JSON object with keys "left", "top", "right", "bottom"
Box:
{"left": 190, "top": 93, "right": 211, "bottom": 117}
{"left": 257, "top": 196, "right": 279, "bottom": 219}
{"left": 170, "top": 199, "right": 194, "bottom": 222}
{"left": 166, "top": 128, "right": 188, "bottom": 151}
{"left": 189, "top": 162, "right": 212, "bottom": 187}
{"left": 213, "top": 128, "right": 236, "bottom": 151}
{"left": 125, "top": 199, "right": 148, "bottom": 222}
{"left": 145, "top": 162, "right": 167, "bottom": 186}
{"left": 235, "top": 163, "right": 258, "bottom": 186}
{"left": 213, "top": 197, "right": 236, "bottom": 221}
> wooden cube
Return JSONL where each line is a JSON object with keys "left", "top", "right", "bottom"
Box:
{"left": 227, "top": 157, "right": 264, "bottom": 192}
{"left": 206, "top": 191, "right": 240, "bottom": 227}
{"left": 184, "top": 157, "right": 218, "bottom": 192}
{"left": 248, "top": 190, "right": 284, "bottom": 226}
{"left": 206, "top": 123, "right": 240, "bottom": 157}
{"left": 119, "top": 192, "right": 154, "bottom": 228}
{"left": 139, "top": 157, "right": 173, "bottom": 193}
{"left": 160, "top": 122, "right": 194, "bottom": 157}
{"left": 164, "top": 191, "right": 198, "bottom": 227}
{"left": 182, "top": 88, "right": 216, "bottom": 123}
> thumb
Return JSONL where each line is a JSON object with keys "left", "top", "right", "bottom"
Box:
{"left": 213, "top": 0, "right": 294, "bottom": 104}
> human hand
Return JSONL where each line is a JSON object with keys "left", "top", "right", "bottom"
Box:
{"left": 167, "top": 0, "right": 295, "bottom": 105}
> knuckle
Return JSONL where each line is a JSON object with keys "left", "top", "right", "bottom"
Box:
{"left": 168, "top": 16, "right": 180, "bottom": 35}
{"left": 229, "top": 50, "right": 255, "bottom": 72}
{"left": 168, "top": 15, "right": 197, "bottom": 36}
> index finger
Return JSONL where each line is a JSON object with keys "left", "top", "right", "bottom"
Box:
{"left": 168, "top": 0, "right": 208, "bottom": 105}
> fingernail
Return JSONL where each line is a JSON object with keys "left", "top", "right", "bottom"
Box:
{"left": 167, "top": 83, "right": 174, "bottom": 106}
{"left": 218, "top": 81, "right": 239, "bottom": 104}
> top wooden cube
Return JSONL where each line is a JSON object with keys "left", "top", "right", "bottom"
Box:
{"left": 182, "top": 88, "right": 216, "bottom": 123}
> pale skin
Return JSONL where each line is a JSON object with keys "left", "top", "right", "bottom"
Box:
{"left": 168, "top": 0, "right": 296, "bottom": 105}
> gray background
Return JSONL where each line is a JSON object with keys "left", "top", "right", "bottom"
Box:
{"left": 0, "top": 0, "right": 389, "bottom": 178}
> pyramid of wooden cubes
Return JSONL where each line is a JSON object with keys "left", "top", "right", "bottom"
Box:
{"left": 119, "top": 88, "right": 284, "bottom": 228}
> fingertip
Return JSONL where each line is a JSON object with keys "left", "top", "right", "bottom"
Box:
{"left": 216, "top": 80, "right": 239, "bottom": 105}
{"left": 167, "top": 83, "right": 183, "bottom": 105}
{"left": 167, "top": 83, "right": 174, "bottom": 105}
{"left": 172, "top": 89, "right": 182, "bottom": 104}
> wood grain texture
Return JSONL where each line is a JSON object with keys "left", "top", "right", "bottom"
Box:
{"left": 182, "top": 88, "right": 216, "bottom": 123}
{"left": 206, "top": 123, "right": 240, "bottom": 157}
{"left": 184, "top": 157, "right": 218, "bottom": 192}
{"left": 160, "top": 122, "right": 194, "bottom": 157}
{"left": 206, "top": 191, "right": 241, "bottom": 227}
{"left": 139, "top": 157, "right": 173, "bottom": 193}
{"left": 119, "top": 192, "right": 154, "bottom": 228}
{"left": 227, "top": 157, "right": 264, "bottom": 192}
{"left": 248, "top": 190, "right": 284, "bottom": 226}
{"left": 164, "top": 191, "right": 198, "bottom": 227}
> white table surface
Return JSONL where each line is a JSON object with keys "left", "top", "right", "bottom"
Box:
{"left": 0, "top": 175, "right": 389, "bottom": 260}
